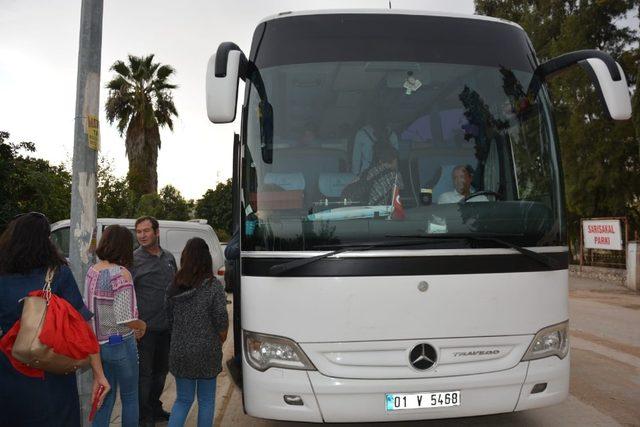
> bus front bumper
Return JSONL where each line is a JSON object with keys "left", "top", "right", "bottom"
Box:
{"left": 242, "top": 353, "right": 569, "bottom": 423}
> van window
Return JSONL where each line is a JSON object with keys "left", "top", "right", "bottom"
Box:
{"left": 127, "top": 228, "right": 141, "bottom": 251}
{"left": 51, "top": 226, "right": 70, "bottom": 258}
{"left": 165, "top": 229, "right": 223, "bottom": 267}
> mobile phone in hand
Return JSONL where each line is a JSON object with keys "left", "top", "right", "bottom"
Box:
{"left": 88, "top": 384, "right": 105, "bottom": 422}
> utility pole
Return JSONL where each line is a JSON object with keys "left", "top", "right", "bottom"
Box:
{"left": 70, "top": 0, "right": 103, "bottom": 425}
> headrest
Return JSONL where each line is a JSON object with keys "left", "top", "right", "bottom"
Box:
{"left": 263, "top": 172, "right": 305, "bottom": 191}
{"left": 432, "top": 165, "right": 458, "bottom": 199}
{"left": 319, "top": 173, "right": 356, "bottom": 197}
{"left": 401, "top": 114, "right": 432, "bottom": 142}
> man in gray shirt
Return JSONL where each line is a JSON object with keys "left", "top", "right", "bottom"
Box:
{"left": 133, "top": 216, "right": 177, "bottom": 426}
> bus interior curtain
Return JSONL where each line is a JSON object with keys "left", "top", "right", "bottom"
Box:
{"left": 484, "top": 140, "right": 500, "bottom": 192}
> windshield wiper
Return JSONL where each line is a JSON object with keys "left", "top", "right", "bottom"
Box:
{"left": 386, "top": 233, "right": 559, "bottom": 269}
{"left": 270, "top": 234, "right": 559, "bottom": 276}
{"left": 268, "top": 239, "right": 453, "bottom": 276}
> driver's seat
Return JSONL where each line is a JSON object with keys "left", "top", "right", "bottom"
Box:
{"left": 431, "top": 165, "right": 456, "bottom": 203}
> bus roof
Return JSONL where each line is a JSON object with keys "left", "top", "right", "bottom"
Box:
{"left": 258, "top": 9, "right": 523, "bottom": 31}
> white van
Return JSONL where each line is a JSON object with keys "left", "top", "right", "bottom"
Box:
{"left": 50, "top": 218, "right": 225, "bottom": 286}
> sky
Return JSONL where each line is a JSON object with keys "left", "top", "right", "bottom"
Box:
{"left": 1, "top": 1, "right": 637, "bottom": 199}
{"left": 0, "top": 0, "right": 478, "bottom": 199}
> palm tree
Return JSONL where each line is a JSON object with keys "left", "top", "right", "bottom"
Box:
{"left": 105, "top": 54, "right": 178, "bottom": 196}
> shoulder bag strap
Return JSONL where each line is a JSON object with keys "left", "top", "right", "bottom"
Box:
{"left": 42, "top": 268, "right": 55, "bottom": 304}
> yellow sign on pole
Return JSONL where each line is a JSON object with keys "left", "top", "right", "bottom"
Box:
{"left": 87, "top": 115, "right": 100, "bottom": 151}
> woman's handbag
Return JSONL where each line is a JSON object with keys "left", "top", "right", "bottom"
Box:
{"left": 10, "top": 268, "right": 91, "bottom": 375}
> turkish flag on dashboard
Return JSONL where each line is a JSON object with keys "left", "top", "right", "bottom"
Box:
{"left": 391, "top": 181, "right": 405, "bottom": 220}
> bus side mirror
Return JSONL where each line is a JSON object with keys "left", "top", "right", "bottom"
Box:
{"left": 579, "top": 59, "right": 631, "bottom": 120}
{"left": 535, "top": 49, "right": 631, "bottom": 120}
{"left": 206, "top": 43, "right": 247, "bottom": 123}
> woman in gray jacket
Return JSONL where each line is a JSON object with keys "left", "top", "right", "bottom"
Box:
{"left": 166, "top": 238, "right": 228, "bottom": 427}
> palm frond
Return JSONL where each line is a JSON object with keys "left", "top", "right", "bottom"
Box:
{"left": 105, "top": 94, "right": 136, "bottom": 136}
{"left": 155, "top": 93, "right": 178, "bottom": 118}
{"left": 147, "top": 62, "right": 160, "bottom": 80}
{"left": 117, "top": 114, "right": 131, "bottom": 135}
{"left": 128, "top": 55, "right": 142, "bottom": 73}
{"left": 110, "top": 60, "right": 131, "bottom": 78}
{"left": 164, "top": 116, "right": 174, "bottom": 132}
{"left": 153, "top": 82, "right": 178, "bottom": 91}
{"left": 128, "top": 55, "right": 147, "bottom": 82}
{"left": 156, "top": 65, "right": 175, "bottom": 81}
{"left": 143, "top": 54, "right": 155, "bottom": 70}
{"left": 155, "top": 108, "right": 168, "bottom": 126}
{"left": 140, "top": 55, "right": 155, "bottom": 81}
{"left": 105, "top": 75, "right": 131, "bottom": 91}
{"left": 166, "top": 99, "right": 178, "bottom": 117}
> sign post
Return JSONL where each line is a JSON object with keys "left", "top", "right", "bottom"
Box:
{"left": 70, "top": 1, "right": 103, "bottom": 425}
{"left": 582, "top": 219, "right": 623, "bottom": 251}
{"left": 580, "top": 217, "right": 628, "bottom": 270}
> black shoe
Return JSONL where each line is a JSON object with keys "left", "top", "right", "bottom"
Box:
{"left": 139, "top": 421, "right": 155, "bottom": 427}
{"left": 154, "top": 409, "right": 171, "bottom": 421}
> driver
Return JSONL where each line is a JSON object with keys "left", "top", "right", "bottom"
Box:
{"left": 437, "top": 165, "right": 488, "bottom": 204}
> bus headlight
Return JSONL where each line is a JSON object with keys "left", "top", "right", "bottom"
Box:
{"left": 244, "top": 331, "right": 316, "bottom": 371}
{"left": 522, "top": 321, "right": 569, "bottom": 361}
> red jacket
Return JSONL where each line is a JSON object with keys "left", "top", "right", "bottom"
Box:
{"left": 0, "top": 290, "right": 99, "bottom": 378}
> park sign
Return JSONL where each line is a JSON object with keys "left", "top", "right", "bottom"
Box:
{"left": 582, "top": 219, "right": 623, "bottom": 251}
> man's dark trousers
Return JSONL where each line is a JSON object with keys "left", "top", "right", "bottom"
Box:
{"left": 138, "top": 329, "right": 171, "bottom": 422}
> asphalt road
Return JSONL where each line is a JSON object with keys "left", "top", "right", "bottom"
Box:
{"left": 111, "top": 275, "right": 640, "bottom": 426}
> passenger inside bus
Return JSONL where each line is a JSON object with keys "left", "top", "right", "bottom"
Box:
{"left": 293, "top": 122, "right": 319, "bottom": 148}
{"left": 437, "top": 164, "right": 488, "bottom": 204}
{"left": 342, "top": 142, "right": 403, "bottom": 206}
{"left": 351, "top": 109, "right": 399, "bottom": 175}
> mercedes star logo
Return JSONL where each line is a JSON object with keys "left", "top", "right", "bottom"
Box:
{"left": 409, "top": 343, "right": 437, "bottom": 370}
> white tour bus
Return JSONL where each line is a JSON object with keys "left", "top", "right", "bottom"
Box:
{"left": 206, "top": 10, "right": 632, "bottom": 422}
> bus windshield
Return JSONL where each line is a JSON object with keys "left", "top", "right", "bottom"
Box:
{"left": 242, "top": 14, "right": 564, "bottom": 251}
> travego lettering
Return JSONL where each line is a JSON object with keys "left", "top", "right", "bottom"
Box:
{"left": 452, "top": 350, "right": 500, "bottom": 357}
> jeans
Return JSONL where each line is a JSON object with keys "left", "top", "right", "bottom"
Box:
{"left": 168, "top": 378, "right": 217, "bottom": 427}
{"left": 93, "top": 334, "right": 139, "bottom": 427}
{"left": 138, "top": 330, "right": 171, "bottom": 421}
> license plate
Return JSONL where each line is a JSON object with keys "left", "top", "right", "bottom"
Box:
{"left": 386, "top": 391, "right": 461, "bottom": 411}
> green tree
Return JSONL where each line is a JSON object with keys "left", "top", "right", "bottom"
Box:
{"left": 97, "top": 157, "right": 134, "bottom": 218}
{"left": 125, "top": 185, "right": 193, "bottom": 220}
{"left": 0, "top": 131, "right": 71, "bottom": 227}
{"left": 196, "top": 179, "right": 232, "bottom": 240}
{"left": 159, "top": 185, "right": 192, "bottom": 221}
{"left": 475, "top": 0, "right": 640, "bottom": 234}
{"left": 104, "top": 54, "right": 178, "bottom": 197}
{"left": 97, "top": 158, "right": 193, "bottom": 220}
{"left": 135, "top": 193, "right": 165, "bottom": 219}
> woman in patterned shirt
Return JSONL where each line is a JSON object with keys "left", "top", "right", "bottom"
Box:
{"left": 85, "top": 225, "right": 146, "bottom": 427}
